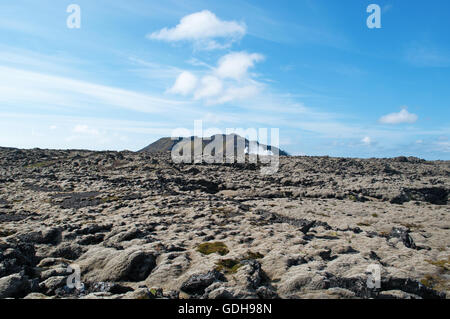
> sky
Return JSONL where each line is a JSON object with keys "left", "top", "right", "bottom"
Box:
{"left": 0, "top": 0, "right": 449, "bottom": 159}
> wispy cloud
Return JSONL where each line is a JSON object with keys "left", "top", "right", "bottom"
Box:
{"left": 0, "top": 66, "right": 187, "bottom": 114}
{"left": 0, "top": 46, "right": 87, "bottom": 75}
{"left": 128, "top": 56, "right": 184, "bottom": 80}
{"left": 382, "top": 4, "right": 393, "bottom": 13}
{"left": 73, "top": 124, "right": 100, "bottom": 136}
{"left": 0, "top": 112, "right": 180, "bottom": 151}
{"left": 379, "top": 108, "right": 418, "bottom": 124}
{"left": 405, "top": 42, "right": 450, "bottom": 67}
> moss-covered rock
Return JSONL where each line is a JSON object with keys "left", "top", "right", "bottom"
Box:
{"left": 197, "top": 242, "right": 229, "bottom": 256}
{"left": 244, "top": 251, "right": 264, "bottom": 260}
{"left": 215, "top": 251, "right": 264, "bottom": 274}
{"left": 215, "top": 259, "right": 242, "bottom": 274}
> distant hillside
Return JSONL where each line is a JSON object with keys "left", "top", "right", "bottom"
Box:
{"left": 139, "top": 134, "right": 289, "bottom": 156}
{"left": 138, "top": 137, "right": 181, "bottom": 153}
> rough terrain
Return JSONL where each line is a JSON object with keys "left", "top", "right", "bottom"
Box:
{"left": 0, "top": 147, "right": 449, "bottom": 299}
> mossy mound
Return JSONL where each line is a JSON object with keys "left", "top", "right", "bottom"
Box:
{"left": 426, "top": 257, "right": 450, "bottom": 271}
{"left": 197, "top": 242, "right": 229, "bottom": 256}
{"left": 420, "top": 273, "right": 449, "bottom": 292}
{"left": 244, "top": 251, "right": 264, "bottom": 260}
{"left": 215, "top": 251, "right": 264, "bottom": 274}
{"left": 26, "top": 160, "right": 57, "bottom": 168}
{"left": 101, "top": 196, "right": 120, "bottom": 203}
{"left": 215, "top": 259, "right": 242, "bottom": 274}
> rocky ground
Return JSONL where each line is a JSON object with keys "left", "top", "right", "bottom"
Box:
{"left": 0, "top": 147, "right": 449, "bottom": 299}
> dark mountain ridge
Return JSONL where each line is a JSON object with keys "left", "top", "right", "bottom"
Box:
{"left": 139, "top": 134, "right": 289, "bottom": 156}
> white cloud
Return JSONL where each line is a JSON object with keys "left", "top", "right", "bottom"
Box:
{"left": 167, "top": 71, "right": 198, "bottom": 95}
{"left": 73, "top": 124, "right": 100, "bottom": 136}
{"left": 379, "top": 108, "right": 418, "bottom": 124}
{"left": 168, "top": 51, "right": 264, "bottom": 104}
{"left": 215, "top": 85, "right": 260, "bottom": 104}
{"left": 245, "top": 146, "right": 274, "bottom": 156}
{"left": 361, "top": 136, "right": 372, "bottom": 145}
{"left": 194, "top": 76, "right": 223, "bottom": 100}
{"left": 148, "top": 10, "right": 246, "bottom": 49}
{"left": 215, "top": 52, "right": 264, "bottom": 80}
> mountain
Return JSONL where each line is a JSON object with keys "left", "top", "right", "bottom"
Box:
{"left": 139, "top": 134, "right": 289, "bottom": 156}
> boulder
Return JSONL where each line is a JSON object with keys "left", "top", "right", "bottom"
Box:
{"left": 51, "top": 242, "right": 86, "bottom": 260}
{"left": 0, "top": 273, "right": 30, "bottom": 298}
{"left": 39, "top": 276, "right": 67, "bottom": 295}
{"left": 180, "top": 270, "right": 225, "bottom": 295}
{"left": 388, "top": 227, "right": 416, "bottom": 249}
{"left": 78, "top": 247, "right": 157, "bottom": 282}
{"left": 17, "top": 227, "right": 61, "bottom": 245}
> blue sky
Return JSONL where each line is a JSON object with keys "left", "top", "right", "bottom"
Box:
{"left": 0, "top": 0, "right": 449, "bottom": 159}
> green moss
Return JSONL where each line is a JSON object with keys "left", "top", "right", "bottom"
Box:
{"left": 314, "top": 212, "right": 329, "bottom": 217}
{"left": 271, "top": 278, "right": 281, "bottom": 283}
{"left": 215, "top": 259, "right": 242, "bottom": 274}
{"left": 421, "top": 257, "right": 450, "bottom": 292}
{"left": 426, "top": 257, "right": 450, "bottom": 271}
{"left": 101, "top": 196, "right": 120, "bottom": 203}
{"left": 371, "top": 213, "right": 378, "bottom": 218}
{"left": 420, "top": 274, "right": 434, "bottom": 287}
{"left": 211, "top": 207, "right": 236, "bottom": 216}
{"left": 216, "top": 251, "right": 264, "bottom": 275}
{"left": 357, "top": 222, "right": 372, "bottom": 227}
{"left": 26, "top": 160, "right": 57, "bottom": 168}
{"left": 250, "top": 220, "right": 269, "bottom": 227}
{"left": 348, "top": 194, "right": 357, "bottom": 201}
{"left": 420, "top": 274, "right": 448, "bottom": 292}
{"left": 197, "top": 242, "right": 229, "bottom": 256}
{"left": 245, "top": 251, "right": 264, "bottom": 259}
{"left": 401, "top": 222, "right": 423, "bottom": 230}
{"left": 327, "top": 231, "right": 339, "bottom": 237}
